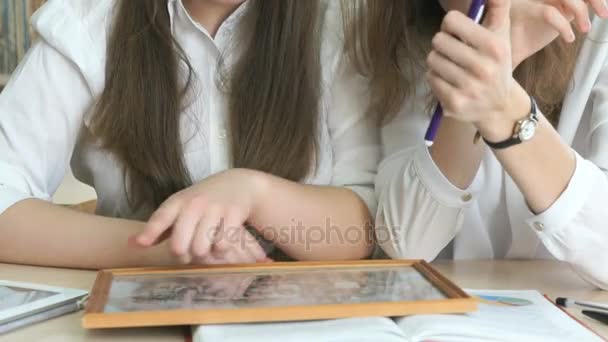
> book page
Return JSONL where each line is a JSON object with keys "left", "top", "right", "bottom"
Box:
{"left": 193, "top": 317, "right": 406, "bottom": 342}
{"left": 396, "top": 290, "right": 602, "bottom": 342}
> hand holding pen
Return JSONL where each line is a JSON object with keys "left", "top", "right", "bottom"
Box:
{"left": 424, "top": 0, "right": 534, "bottom": 145}
{"left": 424, "top": 0, "right": 486, "bottom": 146}
{"left": 424, "top": 0, "right": 608, "bottom": 146}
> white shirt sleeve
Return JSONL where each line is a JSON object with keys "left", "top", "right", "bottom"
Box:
{"left": 0, "top": 41, "right": 92, "bottom": 215}
{"left": 375, "top": 145, "right": 474, "bottom": 261}
{"left": 527, "top": 63, "right": 608, "bottom": 289}
{"left": 327, "top": 60, "right": 380, "bottom": 215}
{"left": 525, "top": 153, "right": 608, "bottom": 289}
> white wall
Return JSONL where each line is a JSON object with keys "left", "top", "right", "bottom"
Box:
{"left": 52, "top": 171, "right": 97, "bottom": 205}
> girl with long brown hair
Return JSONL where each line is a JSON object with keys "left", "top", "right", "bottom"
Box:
{"left": 0, "top": 0, "right": 378, "bottom": 268}
{"left": 347, "top": 0, "right": 608, "bottom": 288}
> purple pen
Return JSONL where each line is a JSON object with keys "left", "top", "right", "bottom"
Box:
{"left": 424, "top": 0, "right": 486, "bottom": 146}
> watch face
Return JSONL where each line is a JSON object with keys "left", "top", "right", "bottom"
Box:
{"left": 519, "top": 120, "right": 538, "bottom": 141}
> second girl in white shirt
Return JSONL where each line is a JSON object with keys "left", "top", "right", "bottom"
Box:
{"left": 349, "top": 0, "right": 608, "bottom": 289}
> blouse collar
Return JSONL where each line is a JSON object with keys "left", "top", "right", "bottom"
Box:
{"left": 167, "top": 0, "right": 250, "bottom": 44}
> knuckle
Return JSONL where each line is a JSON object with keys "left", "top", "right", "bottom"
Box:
{"left": 447, "top": 94, "right": 465, "bottom": 112}
{"left": 475, "top": 64, "right": 493, "bottom": 80}
{"left": 486, "top": 40, "right": 506, "bottom": 59}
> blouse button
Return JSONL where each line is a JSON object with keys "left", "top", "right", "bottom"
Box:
{"left": 461, "top": 193, "right": 473, "bottom": 202}
{"left": 533, "top": 222, "right": 545, "bottom": 232}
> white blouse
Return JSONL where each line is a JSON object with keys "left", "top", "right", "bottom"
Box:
{"left": 376, "top": 17, "right": 608, "bottom": 289}
{"left": 0, "top": 0, "right": 379, "bottom": 220}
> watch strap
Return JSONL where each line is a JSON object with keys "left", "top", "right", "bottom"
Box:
{"left": 483, "top": 95, "right": 538, "bottom": 150}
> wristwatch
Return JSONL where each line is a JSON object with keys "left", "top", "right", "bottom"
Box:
{"left": 483, "top": 95, "right": 539, "bottom": 150}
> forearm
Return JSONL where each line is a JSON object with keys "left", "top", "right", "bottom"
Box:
{"left": 496, "top": 116, "right": 575, "bottom": 213}
{"left": 430, "top": 117, "right": 486, "bottom": 189}
{"left": 480, "top": 105, "right": 575, "bottom": 214}
{"left": 0, "top": 199, "right": 174, "bottom": 269}
{"left": 249, "top": 173, "right": 374, "bottom": 261}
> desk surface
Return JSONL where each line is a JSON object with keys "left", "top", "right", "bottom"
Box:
{"left": 1, "top": 260, "right": 606, "bottom": 341}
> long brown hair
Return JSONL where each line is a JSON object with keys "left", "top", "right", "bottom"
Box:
{"left": 91, "top": 0, "right": 322, "bottom": 211}
{"left": 344, "top": 0, "right": 582, "bottom": 125}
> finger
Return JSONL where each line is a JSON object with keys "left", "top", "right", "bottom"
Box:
{"left": 213, "top": 220, "right": 239, "bottom": 254}
{"left": 427, "top": 50, "right": 474, "bottom": 88}
{"left": 169, "top": 199, "right": 205, "bottom": 257}
{"left": 540, "top": 4, "right": 576, "bottom": 42}
{"left": 223, "top": 214, "right": 266, "bottom": 262}
{"left": 190, "top": 207, "right": 222, "bottom": 260}
{"left": 441, "top": 11, "right": 497, "bottom": 55}
{"left": 426, "top": 71, "right": 464, "bottom": 114}
{"left": 201, "top": 247, "right": 252, "bottom": 265}
{"left": 129, "top": 230, "right": 172, "bottom": 248}
{"left": 214, "top": 226, "right": 258, "bottom": 264}
{"left": 242, "top": 230, "right": 267, "bottom": 262}
{"left": 135, "top": 194, "right": 184, "bottom": 247}
{"left": 176, "top": 253, "right": 193, "bottom": 265}
{"left": 431, "top": 32, "right": 482, "bottom": 73}
{"left": 558, "top": 0, "right": 592, "bottom": 31}
{"left": 197, "top": 253, "right": 225, "bottom": 265}
{"left": 222, "top": 247, "right": 256, "bottom": 264}
{"left": 212, "top": 209, "right": 249, "bottom": 253}
{"left": 588, "top": 0, "right": 608, "bottom": 18}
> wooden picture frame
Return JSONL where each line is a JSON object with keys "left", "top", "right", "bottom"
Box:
{"left": 83, "top": 260, "right": 476, "bottom": 329}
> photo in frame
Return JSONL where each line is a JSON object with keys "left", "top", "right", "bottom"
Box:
{"left": 83, "top": 260, "right": 477, "bottom": 329}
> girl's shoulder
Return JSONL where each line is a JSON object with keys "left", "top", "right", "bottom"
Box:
{"left": 31, "top": 0, "right": 118, "bottom": 95}
{"left": 35, "top": 0, "right": 115, "bottom": 19}
{"left": 32, "top": 0, "right": 117, "bottom": 40}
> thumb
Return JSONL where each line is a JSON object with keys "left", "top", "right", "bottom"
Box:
{"left": 483, "top": 0, "right": 511, "bottom": 31}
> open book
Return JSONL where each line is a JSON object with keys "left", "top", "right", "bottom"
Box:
{"left": 193, "top": 290, "right": 602, "bottom": 342}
